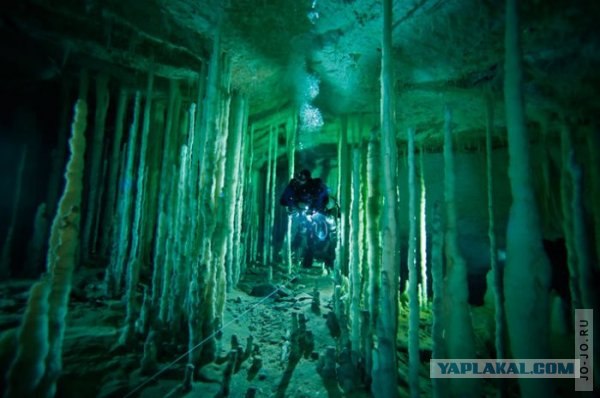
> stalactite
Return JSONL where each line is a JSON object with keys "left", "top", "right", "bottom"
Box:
{"left": 223, "top": 93, "right": 245, "bottom": 290}
{"left": 485, "top": 94, "right": 506, "bottom": 397}
{"left": 158, "top": 166, "right": 178, "bottom": 324}
{"left": 372, "top": 0, "right": 399, "bottom": 396}
{"left": 243, "top": 164, "right": 254, "bottom": 270}
{"left": 484, "top": 94, "right": 507, "bottom": 398}
{"left": 166, "top": 146, "right": 189, "bottom": 332}
{"left": 443, "top": 106, "right": 480, "bottom": 397}
{"left": 503, "top": 0, "right": 553, "bottom": 396}
{"left": 285, "top": 116, "right": 297, "bottom": 274}
{"left": 196, "top": 35, "right": 227, "bottom": 364}
{"left": 349, "top": 146, "right": 362, "bottom": 365}
{"left": 568, "top": 153, "right": 598, "bottom": 311}
{"left": 249, "top": 169, "right": 260, "bottom": 265}
{"left": 172, "top": 103, "right": 197, "bottom": 342}
{"left": 153, "top": 81, "right": 181, "bottom": 319}
{"left": 268, "top": 125, "right": 279, "bottom": 265}
{"left": 567, "top": 149, "right": 600, "bottom": 384}
{"left": 430, "top": 202, "right": 446, "bottom": 398}
{"left": 359, "top": 138, "right": 370, "bottom": 290}
{"left": 0, "top": 146, "right": 27, "bottom": 279}
{"left": 587, "top": 128, "right": 600, "bottom": 270}
{"left": 82, "top": 73, "right": 110, "bottom": 258}
{"left": 337, "top": 116, "right": 351, "bottom": 276}
{"left": 419, "top": 148, "right": 428, "bottom": 307}
{"left": 365, "top": 131, "right": 380, "bottom": 382}
{"left": 232, "top": 100, "right": 250, "bottom": 285}
{"left": 407, "top": 128, "right": 420, "bottom": 398}
{"left": 91, "top": 159, "right": 108, "bottom": 254}
{"left": 560, "top": 124, "right": 581, "bottom": 309}
{"left": 106, "top": 92, "right": 141, "bottom": 296}
{"left": 132, "top": 72, "right": 155, "bottom": 249}
{"left": 38, "top": 99, "right": 87, "bottom": 397}
{"left": 359, "top": 135, "right": 368, "bottom": 293}
{"left": 101, "top": 89, "right": 128, "bottom": 256}
{"left": 151, "top": 81, "right": 183, "bottom": 325}
{"left": 148, "top": 96, "right": 174, "bottom": 311}
{"left": 141, "top": 103, "right": 166, "bottom": 271}
{"left": 212, "top": 54, "right": 233, "bottom": 334}
{"left": 46, "top": 81, "right": 72, "bottom": 222}
{"left": 25, "top": 203, "right": 49, "bottom": 277}
{"left": 120, "top": 72, "right": 154, "bottom": 346}
{"left": 244, "top": 126, "right": 257, "bottom": 266}
{"left": 539, "top": 118, "right": 551, "bottom": 230}
{"left": 193, "top": 65, "right": 207, "bottom": 177}
{"left": 263, "top": 125, "right": 274, "bottom": 265}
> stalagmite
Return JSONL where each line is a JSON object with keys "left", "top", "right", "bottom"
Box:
{"left": 430, "top": 202, "right": 446, "bottom": 398}
{"left": 268, "top": 125, "right": 279, "bottom": 265}
{"left": 285, "top": 116, "right": 297, "bottom": 274}
{"left": 210, "top": 54, "right": 233, "bottom": 335}
{"left": 485, "top": 94, "right": 506, "bottom": 398}
{"left": 39, "top": 99, "right": 88, "bottom": 397}
{"left": 25, "top": 203, "right": 49, "bottom": 277}
{"left": 312, "top": 286, "right": 321, "bottom": 314}
{"left": 232, "top": 101, "right": 250, "bottom": 284}
{"left": 587, "top": 129, "right": 600, "bottom": 270}
{"left": 567, "top": 150, "right": 600, "bottom": 384}
{"left": 245, "top": 128, "right": 257, "bottom": 266}
{"left": 92, "top": 159, "right": 108, "bottom": 253}
{"left": 0, "top": 146, "right": 27, "bottom": 279}
{"left": 195, "top": 36, "right": 228, "bottom": 364}
{"left": 568, "top": 153, "right": 598, "bottom": 311}
{"left": 337, "top": 116, "right": 351, "bottom": 275}
{"left": 443, "top": 106, "right": 480, "bottom": 397}
{"left": 140, "top": 331, "right": 158, "bottom": 375}
{"left": 5, "top": 278, "right": 50, "bottom": 398}
{"left": 101, "top": 88, "right": 128, "bottom": 256}
{"left": 317, "top": 346, "right": 340, "bottom": 396}
{"left": 120, "top": 73, "right": 154, "bottom": 346}
{"left": 560, "top": 124, "right": 581, "bottom": 309}
{"left": 407, "top": 127, "right": 420, "bottom": 398}
{"left": 365, "top": 131, "right": 380, "bottom": 382}
{"left": 166, "top": 145, "right": 191, "bottom": 337}
{"left": 349, "top": 146, "right": 361, "bottom": 365}
{"left": 372, "top": 1, "right": 399, "bottom": 396}
{"left": 223, "top": 93, "right": 246, "bottom": 289}
{"left": 503, "top": 0, "right": 553, "bottom": 396}
{"left": 106, "top": 92, "right": 141, "bottom": 296}
{"left": 419, "top": 148, "right": 428, "bottom": 306}
{"left": 263, "top": 125, "right": 275, "bottom": 265}
{"left": 171, "top": 102, "right": 198, "bottom": 340}
{"left": 154, "top": 81, "right": 181, "bottom": 319}
{"left": 262, "top": 126, "right": 274, "bottom": 265}
{"left": 82, "top": 73, "right": 110, "bottom": 258}
{"left": 149, "top": 80, "right": 181, "bottom": 326}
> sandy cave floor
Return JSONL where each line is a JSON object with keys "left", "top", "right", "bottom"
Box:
{"left": 0, "top": 263, "right": 465, "bottom": 398}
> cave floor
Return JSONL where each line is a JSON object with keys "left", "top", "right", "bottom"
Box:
{"left": 1, "top": 264, "right": 466, "bottom": 398}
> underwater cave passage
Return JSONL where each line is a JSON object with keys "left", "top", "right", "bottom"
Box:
{"left": 1, "top": 0, "right": 599, "bottom": 397}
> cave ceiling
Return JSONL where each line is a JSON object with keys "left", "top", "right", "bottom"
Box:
{"left": 2, "top": 0, "right": 599, "bottom": 156}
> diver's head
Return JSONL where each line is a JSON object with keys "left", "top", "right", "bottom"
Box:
{"left": 295, "top": 169, "right": 311, "bottom": 185}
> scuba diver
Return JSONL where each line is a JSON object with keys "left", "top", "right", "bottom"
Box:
{"left": 280, "top": 169, "right": 337, "bottom": 270}
{"left": 280, "top": 169, "right": 329, "bottom": 214}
